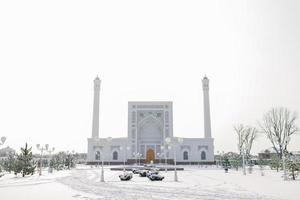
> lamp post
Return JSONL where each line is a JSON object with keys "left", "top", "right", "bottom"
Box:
{"left": 168, "top": 145, "right": 172, "bottom": 172}
{"left": 106, "top": 137, "right": 112, "bottom": 166}
{"left": 133, "top": 152, "right": 136, "bottom": 165}
{"left": 47, "top": 147, "right": 55, "bottom": 173}
{"left": 133, "top": 152, "right": 142, "bottom": 166}
{"left": 0, "top": 137, "right": 6, "bottom": 146}
{"left": 94, "top": 138, "right": 103, "bottom": 181}
{"left": 282, "top": 136, "right": 290, "bottom": 181}
{"left": 165, "top": 137, "right": 183, "bottom": 182}
{"left": 137, "top": 153, "right": 142, "bottom": 166}
{"left": 36, "top": 144, "right": 50, "bottom": 176}
{"left": 120, "top": 146, "right": 130, "bottom": 172}
{"left": 157, "top": 152, "right": 164, "bottom": 166}
{"left": 95, "top": 151, "right": 100, "bottom": 168}
{"left": 161, "top": 145, "right": 168, "bottom": 172}
{"left": 100, "top": 150, "right": 105, "bottom": 182}
{"left": 100, "top": 137, "right": 112, "bottom": 182}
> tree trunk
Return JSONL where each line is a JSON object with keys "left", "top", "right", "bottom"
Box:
{"left": 292, "top": 171, "right": 295, "bottom": 180}
{"left": 279, "top": 145, "right": 283, "bottom": 159}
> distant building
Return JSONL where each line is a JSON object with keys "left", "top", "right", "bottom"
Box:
{"left": 258, "top": 148, "right": 278, "bottom": 160}
{"left": 258, "top": 148, "right": 300, "bottom": 162}
{"left": 290, "top": 151, "right": 300, "bottom": 161}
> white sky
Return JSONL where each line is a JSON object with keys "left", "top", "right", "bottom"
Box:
{"left": 0, "top": 0, "right": 299, "bottom": 154}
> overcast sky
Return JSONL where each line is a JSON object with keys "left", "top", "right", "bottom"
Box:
{"left": 0, "top": 0, "right": 299, "bottom": 154}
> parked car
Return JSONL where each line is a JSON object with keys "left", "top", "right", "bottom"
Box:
{"left": 139, "top": 170, "right": 148, "bottom": 177}
{"left": 148, "top": 173, "right": 164, "bottom": 181}
{"left": 146, "top": 170, "right": 159, "bottom": 177}
{"left": 119, "top": 172, "right": 133, "bottom": 181}
{"left": 132, "top": 168, "right": 140, "bottom": 174}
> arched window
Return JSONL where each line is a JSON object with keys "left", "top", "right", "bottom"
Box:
{"left": 201, "top": 151, "right": 206, "bottom": 160}
{"left": 183, "top": 151, "right": 188, "bottom": 160}
{"left": 95, "top": 151, "right": 101, "bottom": 160}
{"left": 113, "top": 151, "right": 118, "bottom": 160}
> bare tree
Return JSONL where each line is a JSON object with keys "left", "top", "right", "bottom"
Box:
{"left": 234, "top": 124, "right": 246, "bottom": 156}
{"left": 243, "top": 126, "right": 258, "bottom": 160}
{"left": 259, "top": 107, "right": 299, "bottom": 159}
{"left": 234, "top": 124, "right": 258, "bottom": 159}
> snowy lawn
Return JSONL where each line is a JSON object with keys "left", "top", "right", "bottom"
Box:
{"left": 0, "top": 165, "right": 299, "bottom": 200}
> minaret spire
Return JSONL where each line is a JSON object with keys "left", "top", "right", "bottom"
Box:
{"left": 202, "top": 76, "right": 212, "bottom": 138}
{"left": 92, "top": 76, "right": 101, "bottom": 138}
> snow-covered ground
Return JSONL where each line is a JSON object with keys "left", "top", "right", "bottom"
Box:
{"left": 0, "top": 165, "right": 299, "bottom": 200}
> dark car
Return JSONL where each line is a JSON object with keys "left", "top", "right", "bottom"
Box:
{"left": 146, "top": 170, "right": 159, "bottom": 177}
{"left": 132, "top": 168, "right": 140, "bottom": 174}
{"left": 139, "top": 170, "right": 148, "bottom": 177}
{"left": 148, "top": 173, "right": 164, "bottom": 181}
{"left": 119, "top": 172, "right": 133, "bottom": 181}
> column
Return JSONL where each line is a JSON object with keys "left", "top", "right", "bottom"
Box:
{"left": 92, "top": 76, "right": 101, "bottom": 138}
{"left": 202, "top": 76, "right": 212, "bottom": 138}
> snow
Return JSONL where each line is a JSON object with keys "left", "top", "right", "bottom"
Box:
{"left": 0, "top": 165, "right": 299, "bottom": 200}
{"left": 0, "top": 169, "right": 98, "bottom": 200}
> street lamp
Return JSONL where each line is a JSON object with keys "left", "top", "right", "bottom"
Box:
{"left": 283, "top": 136, "right": 291, "bottom": 181}
{"left": 106, "top": 137, "right": 112, "bottom": 166}
{"left": 36, "top": 144, "right": 50, "bottom": 176}
{"left": 176, "top": 138, "right": 183, "bottom": 181}
{"left": 0, "top": 136, "right": 6, "bottom": 146}
{"left": 161, "top": 145, "right": 168, "bottom": 172}
{"left": 167, "top": 145, "right": 172, "bottom": 172}
{"left": 47, "top": 147, "right": 55, "bottom": 173}
{"left": 95, "top": 151, "right": 101, "bottom": 168}
{"left": 137, "top": 152, "right": 142, "bottom": 166}
{"left": 133, "top": 152, "right": 142, "bottom": 166}
{"left": 93, "top": 148, "right": 104, "bottom": 182}
{"left": 165, "top": 137, "right": 183, "bottom": 182}
{"left": 156, "top": 152, "right": 162, "bottom": 165}
{"left": 120, "top": 146, "right": 130, "bottom": 172}
{"left": 133, "top": 152, "right": 137, "bottom": 165}
{"left": 99, "top": 137, "right": 113, "bottom": 182}
{"left": 100, "top": 150, "right": 105, "bottom": 182}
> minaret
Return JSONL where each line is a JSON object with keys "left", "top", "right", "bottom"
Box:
{"left": 92, "top": 76, "right": 101, "bottom": 138}
{"left": 202, "top": 76, "right": 212, "bottom": 138}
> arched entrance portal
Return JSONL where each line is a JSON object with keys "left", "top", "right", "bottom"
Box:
{"left": 146, "top": 149, "right": 155, "bottom": 163}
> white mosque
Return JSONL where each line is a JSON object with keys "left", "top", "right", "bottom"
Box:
{"left": 87, "top": 76, "right": 214, "bottom": 164}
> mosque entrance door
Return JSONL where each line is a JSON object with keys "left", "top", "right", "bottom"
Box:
{"left": 146, "top": 148, "right": 155, "bottom": 163}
